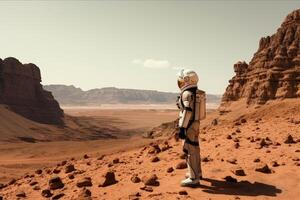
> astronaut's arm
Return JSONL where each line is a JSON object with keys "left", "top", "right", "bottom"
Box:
{"left": 178, "top": 92, "right": 193, "bottom": 128}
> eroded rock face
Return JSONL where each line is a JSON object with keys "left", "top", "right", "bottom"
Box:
{"left": 222, "top": 9, "right": 300, "bottom": 105}
{"left": 0, "top": 57, "right": 63, "bottom": 124}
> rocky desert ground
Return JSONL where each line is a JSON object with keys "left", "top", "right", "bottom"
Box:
{"left": 1, "top": 7, "right": 300, "bottom": 200}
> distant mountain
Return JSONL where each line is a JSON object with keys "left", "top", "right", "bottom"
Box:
{"left": 43, "top": 84, "right": 221, "bottom": 106}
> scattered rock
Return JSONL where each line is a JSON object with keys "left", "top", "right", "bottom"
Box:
{"left": 53, "top": 168, "right": 61, "bottom": 174}
{"left": 129, "top": 192, "right": 141, "bottom": 200}
{"left": 179, "top": 190, "right": 188, "bottom": 195}
{"left": 232, "top": 168, "right": 246, "bottom": 176}
{"left": 41, "top": 189, "right": 53, "bottom": 198}
{"left": 52, "top": 193, "right": 65, "bottom": 200}
{"left": 176, "top": 161, "right": 187, "bottom": 169}
{"left": 0, "top": 183, "right": 6, "bottom": 189}
{"left": 35, "top": 169, "right": 42, "bottom": 175}
{"left": 33, "top": 185, "right": 41, "bottom": 190}
{"left": 211, "top": 119, "right": 218, "bottom": 126}
{"left": 16, "top": 190, "right": 26, "bottom": 198}
{"left": 98, "top": 171, "right": 118, "bottom": 187}
{"left": 285, "top": 135, "right": 296, "bottom": 144}
{"left": 227, "top": 158, "right": 237, "bottom": 165}
{"left": 271, "top": 161, "right": 280, "bottom": 167}
{"left": 68, "top": 174, "right": 75, "bottom": 179}
{"left": 65, "top": 164, "right": 75, "bottom": 173}
{"left": 8, "top": 178, "right": 16, "bottom": 185}
{"left": 142, "top": 174, "right": 159, "bottom": 186}
{"left": 77, "top": 177, "right": 92, "bottom": 188}
{"left": 78, "top": 188, "right": 92, "bottom": 199}
{"left": 224, "top": 176, "right": 237, "bottom": 183}
{"left": 131, "top": 175, "right": 141, "bottom": 183}
{"left": 49, "top": 176, "right": 64, "bottom": 190}
{"left": 255, "top": 164, "right": 272, "bottom": 174}
{"left": 151, "top": 156, "right": 160, "bottom": 163}
{"left": 167, "top": 167, "right": 174, "bottom": 173}
{"left": 140, "top": 186, "right": 153, "bottom": 192}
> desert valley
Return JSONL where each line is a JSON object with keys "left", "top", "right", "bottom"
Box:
{"left": 0, "top": 7, "right": 300, "bottom": 200}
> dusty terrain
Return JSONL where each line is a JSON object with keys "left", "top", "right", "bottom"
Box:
{"left": 0, "top": 107, "right": 178, "bottom": 184}
{"left": 1, "top": 99, "right": 299, "bottom": 200}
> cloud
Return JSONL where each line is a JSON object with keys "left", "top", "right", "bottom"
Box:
{"left": 132, "top": 58, "right": 171, "bottom": 69}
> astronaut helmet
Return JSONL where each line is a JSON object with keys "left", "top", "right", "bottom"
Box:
{"left": 177, "top": 69, "right": 199, "bottom": 91}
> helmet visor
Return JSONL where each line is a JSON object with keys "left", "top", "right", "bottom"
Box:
{"left": 177, "top": 79, "right": 185, "bottom": 89}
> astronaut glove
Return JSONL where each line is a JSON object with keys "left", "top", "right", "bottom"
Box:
{"left": 178, "top": 127, "right": 186, "bottom": 140}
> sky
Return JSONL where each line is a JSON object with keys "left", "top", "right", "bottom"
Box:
{"left": 0, "top": 1, "right": 299, "bottom": 94}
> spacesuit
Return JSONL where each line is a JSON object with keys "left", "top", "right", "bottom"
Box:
{"left": 176, "top": 69, "right": 206, "bottom": 187}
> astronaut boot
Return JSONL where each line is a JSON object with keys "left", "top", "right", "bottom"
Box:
{"left": 181, "top": 177, "right": 200, "bottom": 187}
{"left": 185, "top": 172, "right": 203, "bottom": 179}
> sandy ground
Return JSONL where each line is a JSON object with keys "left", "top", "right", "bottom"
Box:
{"left": 0, "top": 107, "right": 178, "bottom": 183}
{"left": 0, "top": 100, "right": 299, "bottom": 200}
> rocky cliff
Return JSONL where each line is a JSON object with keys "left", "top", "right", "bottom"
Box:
{"left": 222, "top": 9, "right": 300, "bottom": 105}
{"left": 0, "top": 57, "right": 63, "bottom": 124}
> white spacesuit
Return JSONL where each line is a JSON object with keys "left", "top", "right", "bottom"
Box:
{"left": 176, "top": 69, "right": 206, "bottom": 187}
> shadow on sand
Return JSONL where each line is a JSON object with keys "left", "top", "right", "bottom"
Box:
{"left": 197, "top": 178, "right": 282, "bottom": 197}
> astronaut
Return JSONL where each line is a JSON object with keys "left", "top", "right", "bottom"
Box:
{"left": 176, "top": 69, "right": 206, "bottom": 187}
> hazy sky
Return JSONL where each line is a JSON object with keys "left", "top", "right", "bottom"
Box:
{"left": 0, "top": 1, "right": 299, "bottom": 94}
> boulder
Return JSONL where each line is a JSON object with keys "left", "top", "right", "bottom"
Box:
{"left": 49, "top": 176, "right": 64, "bottom": 190}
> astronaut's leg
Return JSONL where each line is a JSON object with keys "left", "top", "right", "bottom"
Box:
{"left": 181, "top": 123, "right": 201, "bottom": 187}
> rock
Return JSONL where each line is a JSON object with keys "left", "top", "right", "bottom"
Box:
{"left": 49, "top": 176, "right": 64, "bottom": 190}
{"left": 227, "top": 134, "right": 232, "bottom": 139}
{"left": 53, "top": 168, "right": 61, "bottom": 174}
{"left": 161, "top": 143, "right": 171, "bottom": 151}
{"left": 129, "top": 192, "right": 141, "bottom": 200}
{"left": 8, "top": 178, "right": 16, "bottom": 185}
{"left": 234, "top": 142, "right": 240, "bottom": 149}
{"left": 202, "top": 156, "right": 212, "bottom": 162}
{"left": 151, "top": 156, "right": 160, "bottom": 162}
{"left": 97, "top": 155, "right": 105, "bottom": 160}
{"left": 83, "top": 154, "right": 89, "bottom": 159}
{"left": 29, "top": 180, "right": 38, "bottom": 186}
{"left": 142, "top": 174, "right": 159, "bottom": 186}
{"left": 33, "top": 185, "right": 41, "bottom": 190}
{"left": 224, "top": 176, "right": 237, "bottom": 183}
{"left": 0, "top": 183, "right": 5, "bottom": 189}
{"left": 254, "top": 158, "right": 261, "bottom": 162}
{"left": 285, "top": 135, "right": 296, "bottom": 144}
{"left": 113, "top": 158, "right": 120, "bottom": 164}
{"left": 78, "top": 188, "right": 92, "bottom": 199}
{"left": 140, "top": 186, "right": 153, "bottom": 192}
{"left": 221, "top": 9, "right": 300, "bottom": 105}
{"left": 41, "top": 189, "right": 53, "bottom": 198}
{"left": 68, "top": 174, "right": 75, "bottom": 179}
{"left": 227, "top": 158, "right": 237, "bottom": 164}
{"left": 61, "top": 160, "right": 67, "bottom": 166}
{"left": 0, "top": 57, "right": 63, "bottom": 124}
{"left": 35, "top": 169, "right": 43, "bottom": 175}
{"left": 179, "top": 190, "right": 188, "bottom": 195}
{"left": 0, "top": 196, "right": 3, "bottom": 200}
{"left": 98, "top": 171, "right": 118, "bottom": 187}
{"left": 65, "top": 164, "right": 75, "bottom": 173}
{"left": 233, "top": 138, "right": 240, "bottom": 142}
{"left": 271, "top": 161, "right": 280, "bottom": 167}
{"left": 241, "top": 118, "right": 247, "bottom": 123}
{"left": 176, "top": 161, "right": 187, "bottom": 169}
{"left": 16, "top": 190, "right": 26, "bottom": 197}
{"left": 232, "top": 168, "right": 246, "bottom": 176}
{"left": 255, "top": 164, "right": 272, "bottom": 174}
{"left": 167, "top": 167, "right": 174, "bottom": 173}
{"left": 52, "top": 193, "right": 65, "bottom": 200}
{"left": 131, "top": 175, "right": 141, "bottom": 183}
{"left": 148, "top": 144, "right": 161, "bottom": 154}
{"left": 77, "top": 177, "right": 92, "bottom": 187}
{"left": 211, "top": 119, "right": 218, "bottom": 126}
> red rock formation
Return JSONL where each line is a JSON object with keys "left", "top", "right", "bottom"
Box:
{"left": 222, "top": 9, "right": 300, "bottom": 105}
{"left": 0, "top": 57, "right": 63, "bottom": 124}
